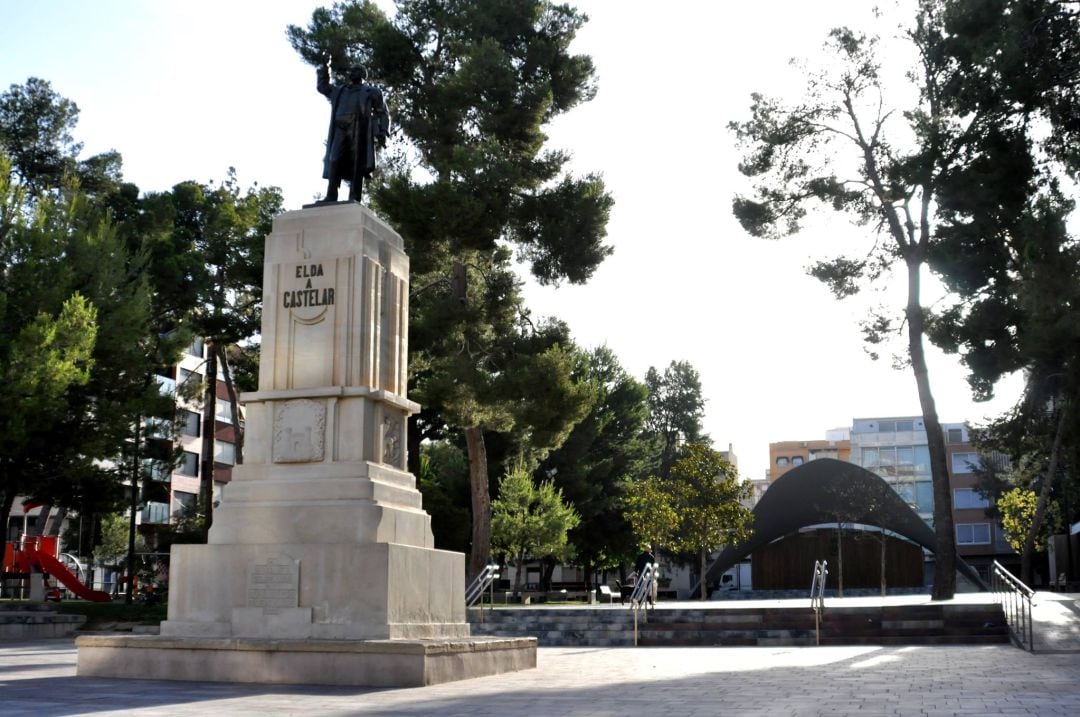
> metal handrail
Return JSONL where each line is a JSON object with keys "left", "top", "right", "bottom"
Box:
{"left": 990, "top": 560, "right": 1034, "bottom": 651}
{"left": 810, "top": 560, "right": 828, "bottom": 645}
{"left": 465, "top": 564, "right": 500, "bottom": 623}
{"left": 631, "top": 562, "right": 656, "bottom": 646}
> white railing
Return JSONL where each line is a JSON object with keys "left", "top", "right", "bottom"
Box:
{"left": 990, "top": 560, "right": 1034, "bottom": 651}
{"left": 810, "top": 559, "right": 828, "bottom": 645}
{"left": 465, "top": 564, "right": 500, "bottom": 623}
{"left": 631, "top": 562, "right": 656, "bottom": 646}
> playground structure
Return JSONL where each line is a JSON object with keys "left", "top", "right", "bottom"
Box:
{"left": 3, "top": 535, "right": 111, "bottom": 602}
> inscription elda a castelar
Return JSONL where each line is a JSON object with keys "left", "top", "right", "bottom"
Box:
{"left": 283, "top": 262, "right": 336, "bottom": 309}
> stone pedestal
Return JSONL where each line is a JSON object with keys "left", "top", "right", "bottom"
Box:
{"left": 77, "top": 204, "right": 535, "bottom": 686}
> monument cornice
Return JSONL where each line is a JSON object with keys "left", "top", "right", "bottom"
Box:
{"left": 241, "top": 385, "right": 421, "bottom": 415}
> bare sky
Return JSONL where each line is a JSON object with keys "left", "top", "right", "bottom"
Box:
{"left": 0, "top": 0, "right": 1023, "bottom": 481}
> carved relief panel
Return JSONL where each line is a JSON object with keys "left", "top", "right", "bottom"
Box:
{"left": 272, "top": 399, "right": 326, "bottom": 463}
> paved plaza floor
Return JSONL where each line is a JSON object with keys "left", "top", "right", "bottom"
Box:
{"left": 2, "top": 638, "right": 1079, "bottom": 716}
{"left": 2, "top": 592, "right": 1078, "bottom": 716}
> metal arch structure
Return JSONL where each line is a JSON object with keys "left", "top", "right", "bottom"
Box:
{"left": 699, "top": 458, "right": 987, "bottom": 591}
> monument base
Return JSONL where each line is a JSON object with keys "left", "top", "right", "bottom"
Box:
{"left": 76, "top": 634, "right": 537, "bottom": 687}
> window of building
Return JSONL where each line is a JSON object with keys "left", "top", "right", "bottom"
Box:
{"left": 894, "top": 446, "right": 915, "bottom": 477}
{"left": 178, "top": 367, "right": 202, "bottom": 387}
{"left": 187, "top": 338, "right": 205, "bottom": 358}
{"left": 994, "top": 523, "right": 1014, "bottom": 552}
{"left": 142, "top": 501, "right": 170, "bottom": 525}
{"left": 153, "top": 374, "right": 176, "bottom": 397}
{"left": 951, "top": 452, "right": 981, "bottom": 474}
{"left": 878, "top": 420, "right": 896, "bottom": 432}
{"left": 878, "top": 446, "right": 897, "bottom": 470}
{"left": 172, "top": 491, "right": 197, "bottom": 520}
{"left": 215, "top": 400, "right": 233, "bottom": 423}
{"left": 954, "top": 488, "right": 990, "bottom": 509}
{"left": 861, "top": 447, "right": 879, "bottom": 469}
{"left": 178, "top": 451, "right": 199, "bottom": 477}
{"left": 775, "top": 456, "right": 789, "bottom": 467}
{"left": 142, "top": 459, "right": 171, "bottom": 482}
{"left": 947, "top": 427, "right": 964, "bottom": 444}
{"left": 180, "top": 410, "right": 201, "bottom": 437}
{"left": 791, "top": 456, "right": 804, "bottom": 466}
{"left": 215, "top": 441, "right": 236, "bottom": 466}
{"left": 914, "top": 445, "right": 931, "bottom": 475}
{"left": 915, "top": 480, "right": 934, "bottom": 513}
{"left": 895, "top": 420, "right": 914, "bottom": 432}
{"left": 956, "top": 523, "right": 991, "bottom": 545}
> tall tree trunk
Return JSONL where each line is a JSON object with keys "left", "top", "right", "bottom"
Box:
{"left": 880, "top": 528, "right": 887, "bottom": 597}
{"left": 465, "top": 425, "right": 491, "bottom": 580}
{"left": 513, "top": 551, "right": 525, "bottom": 596}
{"left": 1021, "top": 399, "right": 1071, "bottom": 585}
{"left": 218, "top": 344, "right": 244, "bottom": 465}
{"left": 0, "top": 491, "right": 13, "bottom": 598}
{"left": 200, "top": 342, "right": 218, "bottom": 530}
{"left": 541, "top": 558, "right": 556, "bottom": 591}
{"left": 699, "top": 548, "right": 708, "bottom": 600}
{"left": 1064, "top": 474, "right": 1075, "bottom": 583}
{"left": 906, "top": 254, "right": 957, "bottom": 600}
{"left": 836, "top": 521, "right": 844, "bottom": 597}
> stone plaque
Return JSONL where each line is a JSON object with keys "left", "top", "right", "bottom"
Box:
{"left": 247, "top": 554, "right": 300, "bottom": 609}
{"left": 273, "top": 399, "right": 326, "bottom": 463}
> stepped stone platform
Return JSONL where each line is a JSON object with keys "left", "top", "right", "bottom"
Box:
{"left": 77, "top": 634, "right": 535, "bottom": 687}
{"left": 0, "top": 603, "right": 84, "bottom": 640}
{"left": 76, "top": 202, "right": 535, "bottom": 687}
{"left": 469, "top": 594, "right": 1010, "bottom": 647}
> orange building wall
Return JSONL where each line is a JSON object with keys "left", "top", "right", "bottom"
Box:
{"left": 768, "top": 439, "right": 851, "bottom": 483}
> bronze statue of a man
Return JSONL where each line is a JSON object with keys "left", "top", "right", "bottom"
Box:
{"left": 317, "top": 61, "right": 389, "bottom": 203}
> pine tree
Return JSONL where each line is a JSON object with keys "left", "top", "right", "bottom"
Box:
{"left": 289, "top": 1, "right": 613, "bottom": 577}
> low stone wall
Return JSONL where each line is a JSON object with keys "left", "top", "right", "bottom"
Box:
{"left": 711, "top": 587, "right": 929, "bottom": 600}
{"left": 0, "top": 605, "right": 85, "bottom": 640}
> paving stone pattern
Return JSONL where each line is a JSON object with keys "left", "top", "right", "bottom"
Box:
{"left": 1031, "top": 592, "right": 1080, "bottom": 653}
{"left": 2, "top": 638, "right": 1080, "bottom": 716}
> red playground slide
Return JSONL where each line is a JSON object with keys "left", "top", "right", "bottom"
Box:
{"left": 26, "top": 547, "right": 112, "bottom": 602}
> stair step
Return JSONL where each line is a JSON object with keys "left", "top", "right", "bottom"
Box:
{"left": 467, "top": 604, "right": 1009, "bottom": 647}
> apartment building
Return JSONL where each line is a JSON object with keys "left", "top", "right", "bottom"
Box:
{"left": 943, "top": 423, "right": 1015, "bottom": 578}
{"left": 144, "top": 338, "right": 238, "bottom": 530}
{"left": 765, "top": 417, "right": 1015, "bottom": 583}
{"left": 767, "top": 428, "right": 851, "bottom": 483}
{"left": 848, "top": 416, "right": 1013, "bottom": 579}
{"left": 848, "top": 416, "right": 935, "bottom": 520}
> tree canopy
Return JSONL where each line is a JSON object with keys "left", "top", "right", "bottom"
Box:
{"left": 643, "top": 360, "right": 708, "bottom": 478}
{"left": 0, "top": 77, "right": 122, "bottom": 196}
{"left": 536, "top": 346, "right": 651, "bottom": 578}
{"left": 925, "top": 0, "right": 1080, "bottom": 584}
{"left": 288, "top": 0, "right": 613, "bottom": 578}
{"left": 729, "top": 1, "right": 1050, "bottom": 599}
{"left": 667, "top": 443, "right": 753, "bottom": 600}
{"left": 491, "top": 462, "right": 579, "bottom": 594}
